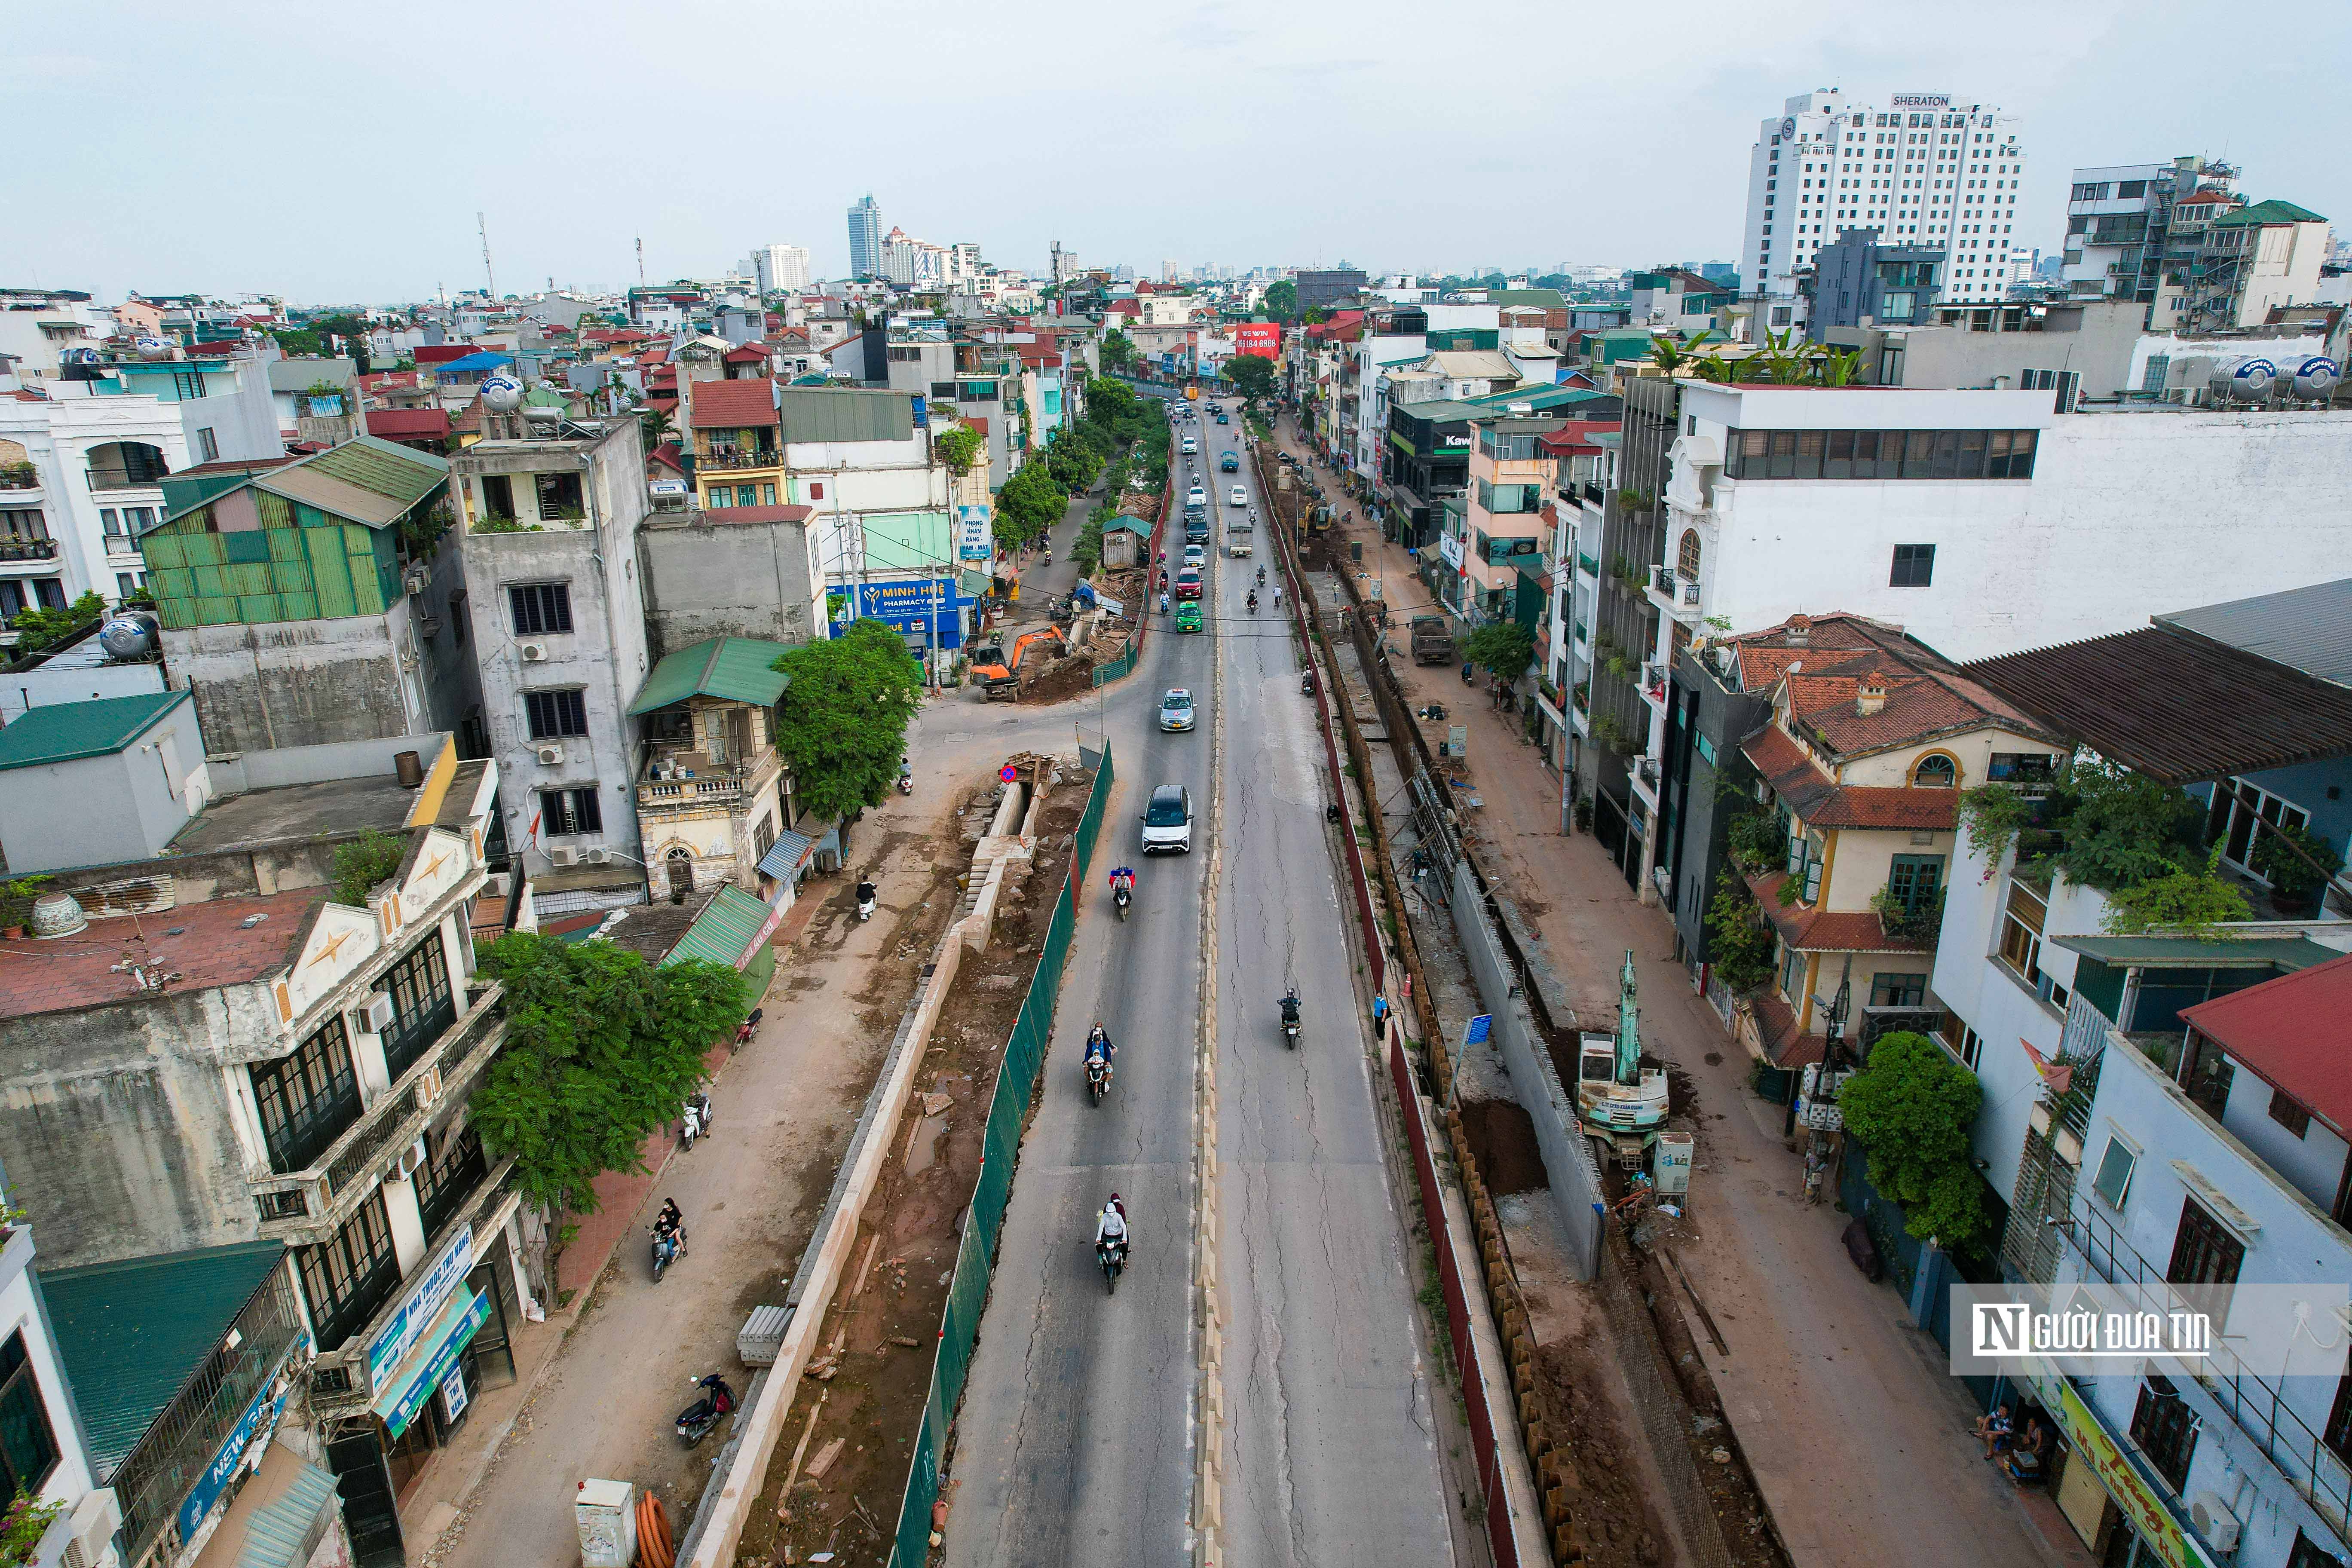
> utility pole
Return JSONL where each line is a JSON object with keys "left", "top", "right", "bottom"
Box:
{"left": 477, "top": 211, "right": 495, "bottom": 301}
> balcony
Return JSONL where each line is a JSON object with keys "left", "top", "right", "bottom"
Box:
{"left": 0, "top": 539, "right": 57, "bottom": 564}
{"left": 639, "top": 746, "right": 778, "bottom": 809}
{"left": 1647, "top": 564, "right": 1704, "bottom": 625}
{"left": 248, "top": 983, "right": 507, "bottom": 1243}
{"left": 698, "top": 446, "right": 782, "bottom": 472}
{"left": 1641, "top": 661, "right": 1667, "bottom": 707}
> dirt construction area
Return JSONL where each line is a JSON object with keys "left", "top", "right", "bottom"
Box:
{"left": 733, "top": 777, "right": 1092, "bottom": 1568}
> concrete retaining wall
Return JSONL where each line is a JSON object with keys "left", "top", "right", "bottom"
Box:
{"left": 1449, "top": 858, "right": 1605, "bottom": 1281}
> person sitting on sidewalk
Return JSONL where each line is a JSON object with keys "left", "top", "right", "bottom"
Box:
{"left": 1972, "top": 1404, "right": 2013, "bottom": 1460}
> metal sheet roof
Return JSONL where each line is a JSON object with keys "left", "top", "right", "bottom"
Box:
{"left": 258, "top": 464, "right": 411, "bottom": 526}
{"left": 2153, "top": 577, "right": 2352, "bottom": 690}
{"left": 43, "top": 1241, "right": 287, "bottom": 1478}
{"left": 662, "top": 884, "right": 773, "bottom": 968}
{"left": 2179, "top": 953, "right": 2352, "bottom": 1139}
{"left": 1961, "top": 627, "right": 2352, "bottom": 784}
{"left": 0, "top": 689, "right": 191, "bottom": 771}
{"left": 775, "top": 386, "right": 915, "bottom": 444}
{"left": 2050, "top": 934, "right": 2343, "bottom": 970}
{"left": 627, "top": 635, "right": 796, "bottom": 714}
{"left": 755, "top": 827, "right": 816, "bottom": 880}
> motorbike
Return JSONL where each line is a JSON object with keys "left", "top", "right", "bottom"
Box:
{"left": 651, "top": 1223, "right": 686, "bottom": 1281}
{"left": 734, "top": 1007, "right": 763, "bottom": 1051}
{"left": 679, "top": 1089, "right": 713, "bottom": 1151}
{"left": 1096, "top": 1239, "right": 1127, "bottom": 1295}
{"left": 1246, "top": 594, "right": 1258, "bottom": 615}
{"left": 1301, "top": 671, "right": 1315, "bottom": 696}
{"left": 857, "top": 879, "right": 878, "bottom": 922}
{"left": 1086, "top": 1054, "right": 1112, "bottom": 1105}
{"left": 1114, "top": 883, "right": 1131, "bottom": 920}
{"left": 1461, "top": 660, "right": 1476, "bottom": 686}
{"left": 897, "top": 770, "right": 913, "bottom": 796}
{"left": 675, "top": 1373, "right": 735, "bottom": 1446}
{"left": 1280, "top": 997, "right": 1301, "bottom": 1050}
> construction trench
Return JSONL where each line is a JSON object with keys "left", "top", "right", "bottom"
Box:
{"left": 1263, "top": 444, "right": 1795, "bottom": 1568}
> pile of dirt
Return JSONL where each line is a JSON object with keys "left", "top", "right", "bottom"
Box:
{"left": 738, "top": 770, "right": 1095, "bottom": 1567}
{"left": 1018, "top": 646, "right": 1098, "bottom": 704}
{"left": 1532, "top": 1336, "right": 1677, "bottom": 1568}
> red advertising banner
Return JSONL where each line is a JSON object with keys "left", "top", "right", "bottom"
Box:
{"left": 1235, "top": 322, "right": 1282, "bottom": 359}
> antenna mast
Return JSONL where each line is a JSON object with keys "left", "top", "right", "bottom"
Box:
{"left": 478, "top": 211, "right": 495, "bottom": 300}
{"left": 637, "top": 238, "right": 646, "bottom": 285}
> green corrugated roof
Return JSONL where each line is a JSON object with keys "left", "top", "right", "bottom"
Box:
{"left": 300, "top": 435, "right": 450, "bottom": 506}
{"left": 1485, "top": 288, "right": 1566, "bottom": 308}
{"left": 2212, "top": 199, "right": 2326, "bottom": 228}
{"left": 1465, "top": 384, "right": 1615, "bottom": 413}
{"left": 627, "top": 635, "right": 796, "bottom": 715}
{"left": 43, "top": 1241, "right": 287, "bottom": 1477}
{"left": 0, "top": 689, "right": 191, "bottom": 772}
{"left": 2051, "top": 934, "right": 2342, "bottom": 971}
{"left": 662, "top": 884, "right": 772, "bottom": 969}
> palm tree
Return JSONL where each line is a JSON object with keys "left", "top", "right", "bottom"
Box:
{"left": 1818, "top": 349, "right": 1862, "bottom": 388}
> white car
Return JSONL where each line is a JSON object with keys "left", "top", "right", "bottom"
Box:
{"left": 1187, "top": 484, "right": 1207, "bottom": 508}
{"left": 1228, "top": 486, "right": 1247, "bottom": 507}
{"left": 1183, "top": 543, "right": 1206, "bottom": 566}
{"left": 1141, "top": 784, "right": 1194, "bottom": 854}
{"left": 1158, "top": 688, "right": 1195, "bottom": 732}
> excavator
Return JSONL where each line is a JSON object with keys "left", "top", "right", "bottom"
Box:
{"left": 1574, "top": 950, "right": 1671, "bottom": 1171}
{"left": 967, "top": 625, "right": 1065, "bottom": 701}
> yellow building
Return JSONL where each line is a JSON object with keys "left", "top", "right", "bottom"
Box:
{"left": 685, "top": 377, "right": 785, "bottom": 512}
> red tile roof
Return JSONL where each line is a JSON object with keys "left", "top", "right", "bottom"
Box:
{"left": 1729, "top": 612, "right": 2062, "bottom": 760}
{"left": 364, "top": 407, "right": 452, "bottom": 441}
{"left": 1745, "top": 870, "right": 1930, "bottom": 955}
{"left": 687, "top": 378, "right": 778, "bottom": 430}
{"left": 723, "top": 345, "right": 769, "bottom": 364}
{"left": 1740, "top": 724, "right": 1959, "bottom": 831}
{"left": 413, "top": 345, "right": 476, "bottom": 364}
{"left": 648, "top": 441, "right": 685, "bottom": 475}
{"left": 1746, "top": 992, "right": 1825, "bottom": 1069}
{"left": 644, "top": 395, "right": 678, "bottom": 414}
{"left": 1537, "top": 418, "right": 1622, "bottom": 455}
{"left": 0, "top": 888, "right": 323, "bottom": 1020}
{"left": 2181, "top": 954, "right": 2352, "bottom": 1139}
{"left": 186, "top": 338, "right": 244, "bottom": 358}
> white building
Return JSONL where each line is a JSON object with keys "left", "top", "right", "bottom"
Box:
{"left": 1743, "top": 89, "right": 2026, "bottom": 308}
{"left": 2060, "top": 158, "right": 2238, "bottom": 313}
{"left": 0, "top": 386, "right": 194, "bottom": 630}
{"left": 748, "top": 244, "right": 813, "bottom": 295}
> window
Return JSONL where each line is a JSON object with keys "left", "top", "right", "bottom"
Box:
{"left": 1779, "top": 942, "right": 1805, "bottom": 1001}
{"left": 2091, "top": 1134, "right": 2138, "bottom": 1209}
{"left": 1677, "top": 530, "right": 1701, "bottom": 578}
{"left": 1911, "top": 754, "right": 1956, "bottom": 787}
{"left": 0, "top": 510, "right": 46, "bottom": 545}
{"left": 1785, "top": 826, "right": 1822, "bottom": 902}
{"left": 2168, "top": 1197, "right": 2245, "bottom": 1290}
{"left": 525, "top": 689, "right": 588, "bottom": 739}
{"left": 2128, "top": 1376, "right": 2198, "bottom": 1494}
{"left": 540, "top": 786, "right": 603, "bottom": 837}
{"left": 509, "top": 582, "right": 573, "bottom": 635}
{"left": 1987, "top": 753, "right": 2057, "bottom": 792}
{"left": 1726, "top": 429, "right": 2035, "bottom": 481}
{"left": 296, "top": 1188, "right": 398, "bottom": 1352}
{"left": 380, "top": 931, "right": 455, "bottom": 1081}
{"left": 1997, "top": 879, "right": 2046, "bottom": 988}
{"left": 534, "top": 471, "right": 584, "bottom": 517}
{"left": 1869, "top": 971, "right": 1927, "bottom": 1008}
{"left": 1886, "top": 854, "right": 1945, "bottom": 915}
{"left": 0, "top": 1332, "right": 57, "bottom": 1499}
{"left": 2290, "top": 1529, "right": 2349, "bottom": 1568}
{"left": 251, "top": 1016, "right": 361, "bottom": 1173}
{"left": 1890, "top": 543, "right": 1935, "bottom": 587}
{"left": 481, "top": 474, "right": 515, "bottom": 521}
{"left": 2210, "top": 778, "right": 2312, "bottom": 881}
{"left": 196, "top": 426, "right": 220, "bottom": 462}
{"left": 1945, "top": 1022, "right": 1984, "bottom": 1071}
{"left": 2269, "top": 1088, "right": 2312, "bottom": 1139}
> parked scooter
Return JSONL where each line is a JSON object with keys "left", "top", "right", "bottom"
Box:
{"left": 675, "top": 1373, "right": 735, "bottom": 1446}
{"left": 679, "top": 1089, "right": 713, "bottom": 1151}
{"left": 1301, "top": 671, "right": 1316, "bottom": 696}
{"left": 857, "top": 879, "right": 878, "bottom": 922}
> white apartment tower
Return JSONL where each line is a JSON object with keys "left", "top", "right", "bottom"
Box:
{"left": 750, "top": 243, "right": 812, "bottom": 295}
{"left": 1744, "top": 89, "right": 2026, "bottom": 306}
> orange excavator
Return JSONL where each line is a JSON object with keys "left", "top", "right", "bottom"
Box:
{"left": 968, "top": 625, "right": 1065, "bottom": 700}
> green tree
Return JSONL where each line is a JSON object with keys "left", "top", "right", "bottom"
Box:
{"left": 769, "top": 619, "right": 923, "bottom": 821}
{"left": 1838, "top": 1032, "right": 1989, "bottom": 1249}
{"left": 994, "top": 463, "right": 1069, "bottom": 548}
{"left": 8, "top": 591, "right": 106, "bottom": 655}
{"left": 330, "top": 830, "right": 406, "bottom": 905}
{"left": 1225, "top": 353, "right": 1277, "bottom": 401}
{"left": 470, "top": 934, "right": 750, "bottom": 1215}
{"left": 1262, "top": 279, "right": 1298, "bottom": 322}
{"left": 1044, "top": 428, "right": 1104, "bottom": 492}
{"left": 1464, "top": 621, "right": 1534, "bottom": 678}
{"left": 933, "top": 425, "right": 984, "bottom": 474}
{"left": 1099, "top": 329, "right": 1137, "bottom": 372}
{"left": 2052, "top": 756, "right": 2202, "bottom": 892}
{"left": 1704, "top": 872, "right": 1777, "bottom": 992}
{"left": 272, "top": 328, "right": 324, "bottom": 357}
{"left": 1084, "top": 375, "right": 1139, "bottom": 428}
{"left": 638, "top": 403, "right": 676, "bottom": 458}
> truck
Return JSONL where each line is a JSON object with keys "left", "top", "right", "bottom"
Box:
{"left": 1409, "top": 615, "right": 1454, "bottom": 665}
{"left": 1225, "top": 514, "right": 1252, "bottom": 557}
{"left": 965, "top": 626, "right": 1065, "bottom": 700}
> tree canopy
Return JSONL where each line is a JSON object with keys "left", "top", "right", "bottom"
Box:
{"left": 470, "top": 934, "right": 751, "bottom": 1215}
{"left": 1837, "top": 1032, "right": 1989, "bottom": 1249}
{"left": 994, "top": 463, "right": 1069, "bottom": 547}
{"left": 771, "top": 619, "right": 924, "bottom": 820}
{"left": 1099, "top": 329, "right": 1136, "bottom": 371}
{"left": 1225, "top": 354, "right": 1277, "bottom": 401}
{"left": 1464, "top": 621, "right": 1534, "bottom": 677}
{"left": 1261, "top": 279, "right": 1298, "bottom": 321}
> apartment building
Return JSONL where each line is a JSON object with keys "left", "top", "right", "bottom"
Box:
{"left": 0, "top": 730, "right": 526, "bottom": 1568}
{"left": 1921, "top": 592, "right": 2352, "bottom": 1568}
{"left": 2061, "top": 156, "right": 2239, "bottom": 313}
{"left": 0, "top": 388, "right": 187, "bottom": 628}
{"left": 1743, "top": 89, "right": 2026, "bottom": 309}
{"left": 1439, "top": 416, "right": 1560, "bottom": 624}
{"left": 628, "top": 633, "right": 815, "bottom": 903}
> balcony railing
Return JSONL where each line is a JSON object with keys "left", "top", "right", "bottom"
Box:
{"left": 87, "top": 466, "right": 168, "bottom": 491}
{"left": 0, "top": 540, "right": 57, "bottom": 562}
{"left": 249, "top": 983, "right": 505, "bottom": 1239}
{"left": 639, "top": 749, "right": 772, "bottom": 807}
{"left": 698, "top": 447, "right": 781, "bottom": 471}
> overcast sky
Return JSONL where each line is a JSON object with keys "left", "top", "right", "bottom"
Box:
{"left": 7, "top": 0, "right": 2347, "bottom": 305}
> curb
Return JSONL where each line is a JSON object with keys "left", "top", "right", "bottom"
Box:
{"left": 1190, "top": 495, "right": 1231, "bottom": 1568}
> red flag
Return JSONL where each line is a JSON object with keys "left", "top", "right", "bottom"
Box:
{"left": 2019, "top": 1037, "right": 2073, "bottom": 1096}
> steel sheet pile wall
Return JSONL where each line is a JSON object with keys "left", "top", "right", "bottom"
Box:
{"left": 888, "top": 745, "right": 1113, "bottom": 1565}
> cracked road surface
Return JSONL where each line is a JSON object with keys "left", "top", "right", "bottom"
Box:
{"left": 945, "top": 405, "right": 1451, "bottom": 1566}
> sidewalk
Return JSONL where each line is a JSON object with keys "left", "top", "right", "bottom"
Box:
{"left": 1273, "top": 414, "right": 2090, "bottom": 1568}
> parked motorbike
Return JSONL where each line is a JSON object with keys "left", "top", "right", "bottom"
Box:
{"left": 675, "top": 1373, "right": 735, "bottom": 1446}
{"left": 1086, "top": 1055, "right": 1112, "bottom": 1105}
{"left": 679, "top": 1089, "right": 713, "bottom": 1151}
{"left": 857, "top": 879, "right": 878, "bottom": 922}
{"left": 1301, "top": 671, "right": 1316, "bottom": 696}
{"left": 650, "top": 1224, "right": 686, "bottom": 1281}
{"left": 1096, "top": 1240, "right": 1127, "bottom": 1295}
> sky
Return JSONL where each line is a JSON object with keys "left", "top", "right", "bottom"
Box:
{"left": 7, "top": 0, "right": 2350, "bottom": 305}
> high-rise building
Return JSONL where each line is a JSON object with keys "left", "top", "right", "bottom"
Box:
{"left": 750, "top": 243, "right": 812, "bottom": 294}
{"left": 847, "top": 196, "right": 882, "bottom": 279}
{"left": 2058, "top": 157, "right": 2240, "bottom": 313}
{"left": 1742, "top": 89, "right": 2026, "bottom": 309}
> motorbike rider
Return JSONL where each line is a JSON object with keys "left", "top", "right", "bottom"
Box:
{"left": 1256, "top": 564, "right": 1266, "bottom": 586}
{"left": 1160, "top": 591, "right": 1171, "bottom": 616}
{"left": 1095, "top": 1194, "right": 1130, "bottom": 1259}
{"left": 1108, "top": 867, "right": 1135, "bottom": 899}
{"left": 1280, "top": 989, "right": 1302, "bottom": 1025}
{"left": 1246, "top": 590, "right": 1258, "bottom": 614}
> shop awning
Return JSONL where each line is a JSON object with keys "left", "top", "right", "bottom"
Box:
{"left": 373, "top": 1288, "right": 490, "bottom": 1439}
{"left": 756, "top": 828, "right": 816, "bottom": 881}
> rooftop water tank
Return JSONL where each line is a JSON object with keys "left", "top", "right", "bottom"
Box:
{"left": 2209, "top": 355, "right": 2278, "bottom": 402}
{"left": 2290, "top": 356, "right": 2339, "bottom": 400}
{"left": 96, "top": 612, "right": 159, "bottom": 661}
{"left": 478, "top": 374, "right": 526, "bottom": 413}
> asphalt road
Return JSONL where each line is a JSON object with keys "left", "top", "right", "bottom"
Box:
{"left": 945, "top": 405, "right": 1452, "bottom": 1566}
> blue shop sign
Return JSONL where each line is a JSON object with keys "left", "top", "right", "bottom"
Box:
{"left": 176, "top": 1333, "right": 306, "bottom": 1543}
{"left": 851, "top": 578, "right": 969, "bottom": 649}
{"left": 374, "top": 1289, "right": 491, "bottom": 1439}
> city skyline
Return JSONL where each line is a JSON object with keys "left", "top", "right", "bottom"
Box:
{"left": 5, "top": 0, "right": 2347, "bottom": 302}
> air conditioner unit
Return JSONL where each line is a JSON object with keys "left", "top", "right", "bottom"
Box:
{"left": 536, "top": 744, "right": 565, "bottom": 766}
{"left": 58, "top": 1488, "right": 122, "bottom": 1568}
{"left": 519, "top": 642, "right": 550, "bottom": 662}
{"left": 548, "top": 846, "right": 580, "bottom": 867}
{"left": 351, "top": 992, "right": 395, "bottom": 1036}
{"left": 389, "top": 1139, "right": 428, "bottom": 1182}
{"left": 2188, "top": 1492, "right": 2240, "bottom": 1553}
{"left": 582, "top": 847, "right": 612, "bottom": 865}
{"left": 404, "top": 566, "right": 430, "bottom": 596}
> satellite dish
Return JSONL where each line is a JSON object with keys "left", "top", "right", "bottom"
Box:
{"left": 478, "top": 374, "right": 526, "bottom": 412}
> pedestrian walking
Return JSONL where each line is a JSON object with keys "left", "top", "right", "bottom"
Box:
{"left": 1372, "top": 994, "right": 1390, "bottom": 1032}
